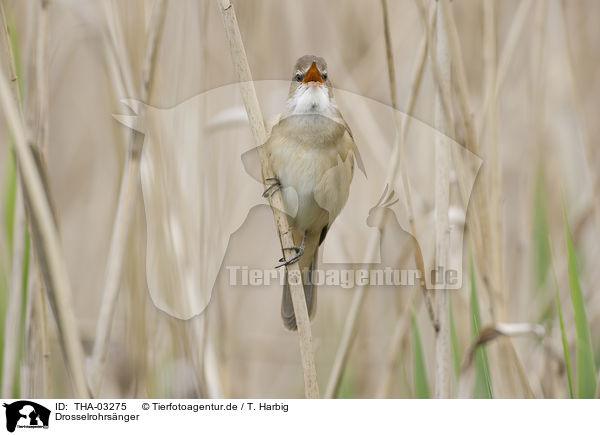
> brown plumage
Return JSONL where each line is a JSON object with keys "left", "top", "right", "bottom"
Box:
{"left": 264, "top": 55, "right": 357, "bottom": 330}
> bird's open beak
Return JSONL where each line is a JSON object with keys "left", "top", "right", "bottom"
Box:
{"left": 302, "top": 62, "right": 323, "bottom": 84}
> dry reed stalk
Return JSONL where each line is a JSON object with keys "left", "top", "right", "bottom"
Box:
{"left": 216, "top": 0, "right": 319, "bottom": 399}
{"left": 432, "top": 0, "right": 453, "bottom": 399}
{"left": 0, "top": 11, "right": 27, "bottom": 397}
{"left": 36, "top": 0, "right": 49, "bottom": 158}
{"left": 196, "top": 316, "right": 224, "bottom": 398}
{"left": 443, "top": 0, "right": 532, "bottom": 324}
{"left": 324, "top": 0, "right": 437, "bottom": 399}
{"left": 432, "top": 9, "right": 505, "bottom": 391}
{"left": 477, "top": 0, "right": 533, "bottom": 143}
{"left": 525, "top": 0, "right": 548, "bottom": 312}
{"left": 414, "top": 0, "right": 453, "bottom": 129}
{"left": 0, "top": 5, "right": 27, "bottom": 397}
{"left": 481, "top": 0, "right": 505, "bottom": 319}
{"left": 28, "top": 271, "right": 51, "bottom": 397}
{"left": 383, "top": 0, "right": 437, "bottom": 331}
{"left": 530, "top": 0, "right": 548, "bottom": 141}
{"left": 124, "top": 214, "right": 152, "bottom": 399}
{"left": 483, "top": 0, "right": 507, "bottom": 320}
{"left": 17, "top": 0, "right": 53, "bottom": 399}
{"left": 324, "top": 1, "right": 434, "bottom": 400}
{"left": 1, "top": 180, "right": 25, "bottom": 397}
{"left": 103, "top": 1, "right": 137, "bottom": 98}
{"left": 480, "top": 0, "right": 522, "bottom": 398}
{"left": 22, "top": 247, "right": 51, "bottom": 398}
{"left": 0, "top": 3, "right": 20, "bottom": 116}
{"left": 444, "top": 1, "right": 536, "bottom": 397}
{"left": 0, "top": 30, "right": 89, "bottom": 400}
{"left": 560, "top": 0, "right": 600, "bottom": 241}
{"left": 376, "top": 288, "right": 421, "bottom": 398}
{"left": 424, "top": 0, "right": 497, "bottom": 330}
{"left": 89, "top": 0, "right": 167, "bottom": 396}
{"left": 22, "top": 263, "right": 36, "bottom": 397}
{"left": 485, "top": 1, "right": 537, "bottom": 398}
{"left": 416, "top": 0, "right": 489, "bottom": 282}
{"left": 33, "top": 0, "right": 52, "bottom": 398}
{"left": 457, "top": 323, "right": 542, "bottom": 398}
{"left": 324, "top": 238, "right": 377, "bottom": 397}
{"left": 0, "top": 0, "right": 84, "bottom": 397}
{"left": 375, "top": 0, "right": 437, "bottom": 398}
{"left": 504, "top": 339, "right": 535, "bottom": 398}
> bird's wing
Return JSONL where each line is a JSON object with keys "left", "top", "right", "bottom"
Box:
{"left": 329, "top": 111, "right": 366, "bottom": 178}
{"left": 313, "top": 130, "right": 356, "bottom": 228}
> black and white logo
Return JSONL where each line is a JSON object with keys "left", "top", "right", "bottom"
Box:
{"left": 2, "top": 401, "right": 50, "bottom": 433}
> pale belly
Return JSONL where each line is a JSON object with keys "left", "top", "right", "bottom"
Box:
{"left": 266, "top": 115, "right": 353, "bottom": 233}
{"left": 276, "top": 147, "right": 334, "bottom": 231}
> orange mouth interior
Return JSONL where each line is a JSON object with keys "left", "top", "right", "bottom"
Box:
{"left": 302, "top": 62, "right": 323, "bottom": 84}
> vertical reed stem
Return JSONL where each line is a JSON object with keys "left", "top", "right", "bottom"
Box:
{"left": 433, "top": 0, "right": 452, "bottom": 399}
{"left": 0, "top": 36, "right": 89, "bottom": 400}
{"left": 216, "top": 0, "right": 319, "bottom": 398}
{"left": 324, "top": 0, "right": 435, "bottom": 400}
{"left": 90, "top": 0, "right": 167, "bottom": 396}
{"left": 1, "top": 181, "right": 25, "bottom": 397}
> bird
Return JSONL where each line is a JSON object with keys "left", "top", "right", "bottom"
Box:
{"left": 263, "top": 55, "right": 358, "bottom": 330}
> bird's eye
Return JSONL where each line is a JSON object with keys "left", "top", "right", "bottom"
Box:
{"left": 295, "top": 73, "right": 303, "bottom": 82}
{"left": 322, "top": 73, "right": 328, "bottom": 80}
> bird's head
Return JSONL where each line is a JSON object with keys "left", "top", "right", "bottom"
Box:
{"left": 286, "top": 55, "right": 336, "bottom": 117}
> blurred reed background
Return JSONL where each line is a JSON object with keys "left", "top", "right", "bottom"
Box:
{"left": 0, "top": 0, "right": 599, "bottom": 398}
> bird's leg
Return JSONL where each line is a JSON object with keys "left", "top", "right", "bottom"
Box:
{"left": 262, "top": 177, "right": 281, "bottom": 198}
{"left": 276, "top": 230, "right": 306, "bottom": 268}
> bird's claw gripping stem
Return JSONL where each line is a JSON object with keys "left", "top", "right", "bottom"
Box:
{"left": 262, "top": 177, "right": 281, "bottom": 198}
{"left": 275, "top": 230, "right": 307, "bottom": 268}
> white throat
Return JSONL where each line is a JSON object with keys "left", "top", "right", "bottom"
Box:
{"left": 286, "top": 84, "right": 336, "bottom": 117}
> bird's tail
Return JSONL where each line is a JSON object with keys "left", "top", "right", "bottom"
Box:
{"left": 281, "top": 250, "right": 318, "bottom": 331}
